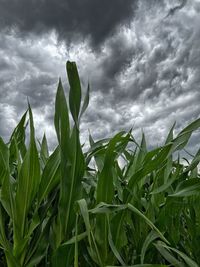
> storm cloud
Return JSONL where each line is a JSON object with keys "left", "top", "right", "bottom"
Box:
{"left": 0, "top": 0, "right": 199, "bottom": 154}
{"left": 0, "top": 0, "right": 137, "bottom": 48}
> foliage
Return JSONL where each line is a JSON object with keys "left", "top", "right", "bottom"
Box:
{"left": 0, "top": 61, "right": 200, "bottom": 266}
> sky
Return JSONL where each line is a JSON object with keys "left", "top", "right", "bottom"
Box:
{"left": 0, "top": 0, "right": 200, "bottom": 154}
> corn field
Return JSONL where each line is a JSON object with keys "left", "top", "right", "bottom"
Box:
{"left": 0, "top": 61, "right": 200, "bottom": 266}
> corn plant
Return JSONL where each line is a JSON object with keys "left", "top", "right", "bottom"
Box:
{"left": 0, "top": 61, "right": 199, "bottom": 266}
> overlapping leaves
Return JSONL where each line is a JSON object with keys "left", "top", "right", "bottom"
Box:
{"left": 0, "top": 61, "right": 199, "bottom": 267}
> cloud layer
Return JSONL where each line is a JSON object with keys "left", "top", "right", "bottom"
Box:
{"left": 0, "top": 0, "right": 199, "bottom": 155}
{"left": 0, "top": 0, "right": 137, "bottom": 48}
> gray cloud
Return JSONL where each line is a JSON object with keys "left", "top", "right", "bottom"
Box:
{"left": 165, "top": 0, "right": 187, "bottom": 18}
{"left": 79, "top": 0, "right": 200, "bottom": 152}
{"left": 0, "top": 31, "right": 63, "bottom": 147}
{"left": 100, "top": 38, "right": 135, "bottom": 79}
{"left": 0, "top": 0, "right": 137, "bottom": 48}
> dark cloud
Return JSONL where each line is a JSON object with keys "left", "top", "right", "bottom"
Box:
{"left": 100, "top": 39, "right": 135, "bottom": 79}
{"left": 165, "top": 0, "right": 187, "bottom": 18}
{"left": 0, "top": 0, "right": 137, "bottom": 48}
{"left": 79, "top": 0, "right": 200, "bottom": 153}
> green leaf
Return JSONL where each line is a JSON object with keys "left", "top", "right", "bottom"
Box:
{"left": 141, "top": 230, "right": 159, "bottom": 264}
{"left": 66, "top": 61, "right": 82, "bottom": 124}
{"left": 96, "top": 132, "right": 128, "bottom": 203}
{"left": 40, "top": 133, "right": 49, "bottom": 168}
{"left": 126, "top": 143, "right": 172, "bottom": 201}
{"left": 0, "top": 137, "right": 9, "bottom": 185}
{"left": 154, "top": 242, "right": 183, "bottom": 266}
{"left": 127, "top": 203, "right": 169, "bottom": 245}
{"left": 106, "top": 265, "right": 168, "bottom": 267}
{"left": 165, "top": 122, "right": 175, "bottom": 144}
{"left": 162, "top": 243, "right": 198, "bottom": 267}
{"left": 14, "top": 105, "right": 41, "bottom": 257}
{"left": 89, "top": 203, "right": 127, "bottom": 214}
{"left": 76, "top": 199, "right": 91, "bottom": 246}
{"left": 9, "top": 110, "right": 28, "bottom": 160}
{"left": 54, "top": 74, "right": 85, "bottom": 247}
{"left": 107, "top": 214, "right": 126, "bottom": 266}
{"left": 136, "top": 132, "right": 147, "bottom": 168}
{"left": 0, "top": 175, "right": 16, "bottom": 219}
{"left": 155, "top": 241, "right": 198, "bottom": 267}
{"left": 183, "top": 148, "right": 200, "bottom": 174}
{"left": 169, "top": 178, "right": 200, "bottom": 197}
{"left": 74, "top": 214, "right": 79, "bottom": 267}
{"left": 54, "top": 78, "right": 70, "bottom": 147}
{"left": 58, "top": 125, "right": 85, "bottom": 238}
{"left": 51, "top": 245, "right": 74, "bottom": 267}
{"left": 37, "top": 146, "right": 60, "bottom": 205}
{"left": 80, "top": 83, "right": 90, "bottom": 118}
{"left": 172, "top": 118, "right": 200, "bottom": 151}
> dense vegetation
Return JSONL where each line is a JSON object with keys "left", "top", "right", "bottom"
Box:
{"left": 0, "top": 61, "right": 200, "bottom": 266}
